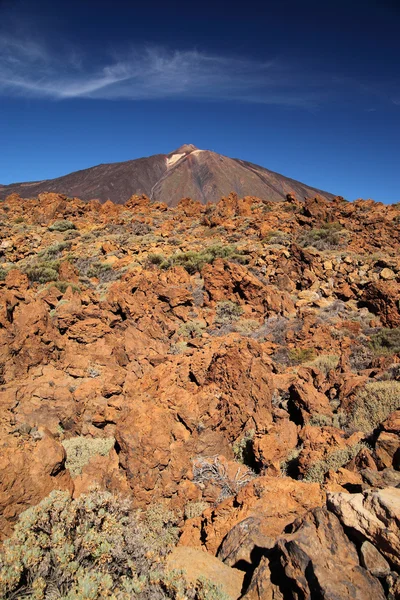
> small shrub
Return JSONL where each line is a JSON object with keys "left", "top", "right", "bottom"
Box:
{"left": 169, "top": 341, "right": 189, "bottom": 355}
{"left": 147, "top": 252, "right": 165, "bottom": 266}
{"left": 38, "top": 241, "right": 70, "bottom": 260}
{"left": 261, "top": 316, "right": 291, "bottom": 344}
{"left": 130, "top": 221, "right": 153, "bottom": 236}
{"left": 288, "top": 347, "right": 317, "bottom": 364}
{"left": 64, "top": 229, "right": 81, "bottom": 240}
{"left": 349, "top": 342, "right": 374, "bottom": 372}
{"left": 280, "top": 445, "right": 303, "bottom": 476}
{"left": 48, "top": 219, "right": 76, "bottom": 232}
{"left": 0, "top": 267, "right": 7, "bottom": 281}
{"left": 233, "top": 429, "right": 255, "bottom": 463}
{"left": 378, "top": 363, "right": 400, "bottom": 381}
{"left": 25, "top": 263, "right": 59, "bottom": 284}
{"left": 74, "top": 258, "right": 120, "bottom": 284}
{"left": 349, "top": 380, "right": 400, "bottom": 432}
{"left": 184, "top": 501, "right": 208, "bottom": 520}
{"left": 61, "top": 436, "right": 115, "bottom": 477}
{"left": 308, "top": 411, "right": 346, "bottom": 429}
{"left": 370, "top": 328, "right": 400, "bottom": 355}
{"left": 304, "top": 442, "right": 367, "bottom": 483}
{"left": 298, "top": 222, "right": 348, "bottom": 250}
{"left": 192, "top": 456, "right": 255, "bottom": 501}
{"left": 234, "top": 319, "right": 260, "bottom": 336}
{"left": 263, "top": 230, "right": 291, "bottom": 246}
{"left": 306, "top": 354, "right": 339, "bottom": 375}
{"left": 87, "top": 261, "right": 112, "bottom": 278}
{"left": 215, "top": 301, "right": 243, "bottom": 325}
{"left": 152, "top": 245, "right": 249, "bottom": 274}
{"left": 178, "top": 320, "right": 206, "bottom": 338}
{"left": 50, "top": 281, "right": 81, "bottom": 293}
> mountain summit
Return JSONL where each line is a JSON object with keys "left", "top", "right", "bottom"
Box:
{"left": 0, "top": 145, "right": 335, "bottom": 205}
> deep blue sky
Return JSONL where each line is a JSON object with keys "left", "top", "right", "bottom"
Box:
{"left": 0, "top": 0, "right": 399, "bottom": 202}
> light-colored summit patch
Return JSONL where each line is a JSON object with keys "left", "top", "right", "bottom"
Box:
{"left": 191, "top": 150, "right": 205, "bottom": 156}
{"left": 166, "top": 153, "right": 185, "bottom": 168}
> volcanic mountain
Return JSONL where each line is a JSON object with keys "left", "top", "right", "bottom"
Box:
{"left": 0, "top": 144, "right": 335, "bottom": 205}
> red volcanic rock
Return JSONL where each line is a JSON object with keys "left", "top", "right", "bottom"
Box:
{"left": 1, "top": 189, "right": 400, "bottom": 597}
{"left": 180, "top": 476, "right": 325, "bottom": 554}
{"left": 361, "top": 280, "right": 400, "bottom": 327}
{"left": 0, "top": 432, "right": 73, "bottom": 540}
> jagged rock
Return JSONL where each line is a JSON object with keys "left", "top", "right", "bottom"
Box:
{"left": 361, "top": 468, "right": 400, "bottom": 489}
{"left": 360, "top": 540, "right": 391, "bottom": 577}
{"left": 166, "top": 546, "right": 244, "bottom": 600}
{"left": 268, "top": 508, "right": 386, "bottom": 600}
{"left": 327, "top": 488, "right": 400, "bottom": 568}
{"left": 361, "top": 280, "right": 400, "bottom": 327}
{"left": 0, "top": 433, "right": 73, "bottom": 539}
{"left": 180, "top": 477, "right": 324, "bottom": 554}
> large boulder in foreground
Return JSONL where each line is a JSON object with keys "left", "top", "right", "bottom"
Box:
{"left": 242, "top": 487, "right": 400, "bottom": 600}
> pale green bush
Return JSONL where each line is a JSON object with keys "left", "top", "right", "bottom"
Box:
{"left": 215, "top": 301, "right": 243, "bottom": 325}
{"left": 0, "top": 490, "right": 229, "bottom": 600}
{"left": 233, "top": 429, "right": 255, "bottom": 463}
{"left": 349, "top": 380, "right": 400, "bottom": 432}
{"left": 178, "top": 320, "right": 206, "bottom": 338}
{"left": 62, "top": 436, "right": 115, "bottom": 477}
{"left": 308, "top": 411, "right": 346, "bottom": 429}
{"left": 234, "top": 319, "right": 260, "bottom": 336}
{"left": 306, "top": 354, "right": 339, "bottom": 375}
{"left": 304, "top": 442, "right": 367, "bottom": 483}
{"left": 184, "top": 501, "right": 208, "bottom": 520}
{"left": 48, "top": 220, "right": 76, "bottom": 232}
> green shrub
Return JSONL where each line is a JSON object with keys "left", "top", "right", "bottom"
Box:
{"left": 0, "top": 490, "right": 228, "bottom": 600}
{"left": 169, "top": 341, "right": 189, "bottom": 355}
{"left": 298, "top": 222, "right": 348, "bottom": 250}
{"left": 87, "top": 261, "right": 113, "bottom": 280}
{"left": 184, "top": 500, "right": 208, "bottom": 520}
{"left": 147, "top": 252, "right": 165, "bottom": 266}
{"left": 288, "top": 347, "right": 317, "bottom": 364}
{"left": 25, "top": 263, "right": 59, "bottom": 284}
{"left": 177, "top": 319, "right": 206, "bottom": 338}
{"left": 233, "top": 429, "right": 255, "bottom": 463}
{"left": 153, "top": 244, "right": 249, "bottom": 274}
{"left": 50, "top": 281, "right": 81, "bottom": 294}
{"left": 306, "top": 354, "right": 339, "bottom": 375}
{"left": 280, "top": 445, "right": 303, "bottom": 476}
{"left": 308, "top": 411, "right": 346, "bottom": 429}
{"left": 234, "top": 319, "right": 261, "bottom": 336}
{"left": 48, "top": 220, "right": 76, "bottom": 232}
{"left": 349, "top": 380, "right": 400, "bottom": 432}
{"left": 61, "top": 436, "right": 115, "bottom": 477}
{"left": 38, "top": 241, "right": 70, "bottom": 260}
{"left": 215, "top": 301, "right": 244, "bottom": 325}
{"left": 263, "top": 230, "right": 291, "bottom": 246}
{"left": 0, "top": 267, "right": 6, "bottom": 281}
{"left": 304, "top": 442, "right": 367, "bottom": 483}
{"left": 370, "top": 328, "right": 400, "bottom": 355}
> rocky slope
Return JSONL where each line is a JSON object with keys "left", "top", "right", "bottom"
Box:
{"left": 0, "top": 190, "right": 399, "bottom": 598}
{"left": 0, "top": 144, "right": 335, "bottom": 205}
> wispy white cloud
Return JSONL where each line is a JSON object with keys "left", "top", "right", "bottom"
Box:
{"left": 0, "top": 33, "right": 395, "bottom": 110}
{"left": 0, "top": 35, "right": 325, "bottom": 107}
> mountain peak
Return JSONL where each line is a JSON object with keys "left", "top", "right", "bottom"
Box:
{"left": 0, "top": 145, "right": 335, "bottom": 205}
{"left": 171, "top": 144, "right": 198, "bottom": 155}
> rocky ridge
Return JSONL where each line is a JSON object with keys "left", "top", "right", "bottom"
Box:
{"left": 0, "top": 190, "right": 399, "bottom": 598}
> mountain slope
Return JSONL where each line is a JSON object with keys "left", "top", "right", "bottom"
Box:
{"left": 0, "top": 144, "right": 335, "bottom": 205}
